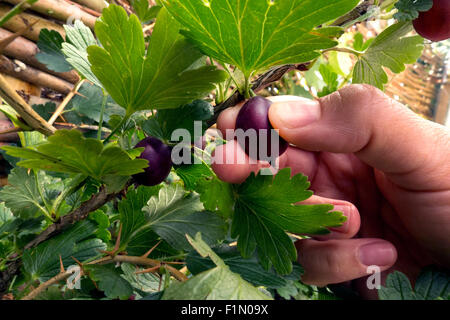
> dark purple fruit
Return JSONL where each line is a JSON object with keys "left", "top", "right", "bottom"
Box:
{"left": 235, "top": 96, "right": 288, "bottom": 160}
{"left": 133, "top": 136, "right": 172, "bottom": 186}
{"left": 413, "top": 0, "right": 450, "bottom": 42}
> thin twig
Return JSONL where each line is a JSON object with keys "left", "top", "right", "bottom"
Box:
{"left": 24, "top": 186, "right": 120, "bottom": 250}
{"left": 0, "top": 20, "right": 38, "bottom": 53}
{"left": 48, "top": 80, "right": 85, "bottom": 125}
{"left": 21, "top": 271, "right": 74, "bottom": 300}
{"left": 53, "top": 122, "right": 111, "bottom": 133}
{"left": 112, "top": 255, "right": 188, "bottom": 282}
{"left": 0, "top": 126, "right": 22, "bottom": 135}
{"left": 0, "top": 74, "right": 56, "bottom": 136}
{"left": 331, "top": 0, "right": 376, "bottom": 27}
{"left": 21, "top": 252, "right": 188, "bottom": 300}
{"left": 63, "top": 0, "right": 102, "bottom": 17}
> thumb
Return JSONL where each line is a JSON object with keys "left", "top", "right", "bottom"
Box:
{"left": 268, "top": 84, "right": 450, "bottom": 190}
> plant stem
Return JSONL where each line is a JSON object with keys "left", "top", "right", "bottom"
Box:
{"left": 102, "top": 114, "right": 130, "bottom": 145}
{"left": 97, "top": 91, "right": 108, "bottom": 140}
{"left": 33, "top": 170, "right": 54, "bottom": 221}
{"left": 222, "top": 64, "right": 242, "bottom": 93}
{"left": 322, "top": 47, "right": 364, "bottom": 57}
{"left": 243, "top": 76, "right": 251, "bottom": 99}
{"left": 380, "top": 0, "right": 398, "bottom": 11}
{"left": 379, "top": 9, "right": 397, "bottom": 20}
{"left": 52, "top": 174, "right": 88, "bottom": 217}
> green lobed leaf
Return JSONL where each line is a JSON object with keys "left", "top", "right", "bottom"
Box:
{"left": 394, "top": 0, "right": 433, "bottom": 22}
{"left": 186, "top": 244, "right": 303, "bottom": 289}
{"left": 85, "top": 264, "right": 133, "bottom": 299}
{"left": 195, "top": 176, "right": 234, "bottom": 219}
{"left": 0, "top": 168, "right": 61, "bottom": 219}
{"left": 117, "top": 185, "right": 190, "bottom": 258}
{"left": 352, "top": 32, "right": 374, "bottom": 52}
{"left": 162, "top": 0, "right": 359, "bottom": 77}
{"left": 22, "top": 220, "right": 106, "bottom": 281}
{"left": 379, "top": 268, "right": 450, "bottom": 300}
{"left": 162, "top": 233, "right": 272, "bottom": 300}
{"left": 32, "top": 102, "right": 95, "bottom": 126}
{"left": 318, "top": 64, "right": 339, "bottom": 97}
{"left": 67, "top": 82, "right": 125, "bottom": 124}
{"left": 121, "top": 263, "right": 161, "bottom": 297}
{"left": 414, "top": 267, "right": 450, "bottom": 300}
{"left": 118, "top": 184, "right": 226, "bottom": 252}
{"left": 0, "top": 202, "right": 20, "bottom": 238}
{"left": 89, "top": 210, "right": 111, "bottom": 242}
{"left": 118, "top": 185, "right": 162, "bottom": 250}
{"left": 142, "top": 100, "right": 214, "bottom": 143}
{"left": 141, "top": 185, "right": 227, "bottom": 251}
{"left": 61, "top": 20, "right": 101, "bottom": 87}
{"left": 33, "top": 285, "right": 90, "bottom": 300}
{"left": 1, "top": 130, "right": 148, "bottom": 181}
{"left": 232, "top": 168, "right": 346, "bottom": 275}
{"left": 379, "top": 271, "right": 415, "bottom": 300}
{"left": 352, "top": 22, "right": 424, "bottom": 90}
{"left": 131, "top": 0, "right": 161, "bottom": 23}
{"left": 175, "top": 163, "right": 213, "bottom": 191}
{"left": 87, "top": 5, "right": 227, "bottom": 115}
{"left": 0, "top": 201, "right": 45, "bottom": 241}
{"left": 35, "top": 29, "right": 73, "bottom": 73}
{"left": 126, "top": 228, "right": 181, "bottom": 258}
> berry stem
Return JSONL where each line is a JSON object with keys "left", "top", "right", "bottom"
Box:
{"left": 97, "top": 91, "right": 108, "bottom": 140}
{"left": 103, "top": 114, "right": 130, "bottom": 145}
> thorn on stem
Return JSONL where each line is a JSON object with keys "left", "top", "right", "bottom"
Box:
{"left": 100, "top": 224, "right": 123, "bottom": 257}
{"left": 135, "top": 265, "right": 161, "bottom": 275}
{"left": 59, "top": 255, "right": 65, "bottom": 273}
{"left": 141, "top": 240, "right": 162, "bottom": 259}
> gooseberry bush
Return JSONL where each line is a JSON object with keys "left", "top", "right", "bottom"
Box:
{"left": 0, "top": 0, "right": 448, "bottom": 300}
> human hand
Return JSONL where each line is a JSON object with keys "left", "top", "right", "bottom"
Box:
{"left": 212, "top": 84, "right": 450, "bottom": 299}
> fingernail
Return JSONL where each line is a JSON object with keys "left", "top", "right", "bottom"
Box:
{"left": 358, "top": 241, "right": 396, "bottom": 267}
{"left": 270, "top": 100, "right": 320, "bottom": 129}
{"left": 329, "top": 205, "right": 351, "bottom": 233}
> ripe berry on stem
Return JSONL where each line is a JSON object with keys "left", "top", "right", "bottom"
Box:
{"left": 413, "top": 0, "right": 450, "bottom": 42}
{"left": 133, "top": 136, "right": 172, "bottom": 186}
{"left": 235, "top": 96, "right": 288, "bottom": 161}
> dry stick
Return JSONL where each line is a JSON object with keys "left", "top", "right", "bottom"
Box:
{"left": 21, "top": 270, "right": 74, "bottom": 300}
{"left": 0, "top": 73, "right": 55, "bottom": 135}
{"left": 47, "top": 80, "right": 85, "bottom": 125}
{"left": 53, "top": 122, "right": 111, "bottom": 134}
{"left": 3, "top": 0, "right": 98, "bottom": 30}
{"left": 0, "top": 258, "right": 21, "bottom": 295}
{"left": 113, "top": 255, "right": 188, "bottom": 282}
{"left": 0, "top": 55, "right": 74, "bottom": 94}
{"left": 0, "top": 126, "right": 22, "bottom": 134}
{"left": 0, "top": 20, "right": 37, "bottom": 52}
{"left": 331, "top": 0, "right": 376, "bottom": 27}
{"left": 115, "top": 0, "right": 134, "bottom": 15}
{"left": 71, "top": 0, "right": 106, "bottom": 13}
{"left": 22, "top": 255, "right": 188, "bottom": 300}
{"left": 0, "top": 185, "right": 108, "bottom": 297}
{"left": 0, "top": 4, "right": 65, "bottom": 42}
{"left": 0, "top": 0, "right": 36, "bottom": 28}
{"left": 24, "top": 186, "right": 118, "bottom": 250}
{"left": 0, "top": 28, "right": 80, "bottom": 84}
{"left": 65, "top": 0, "right": 103, "bottom": 16}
